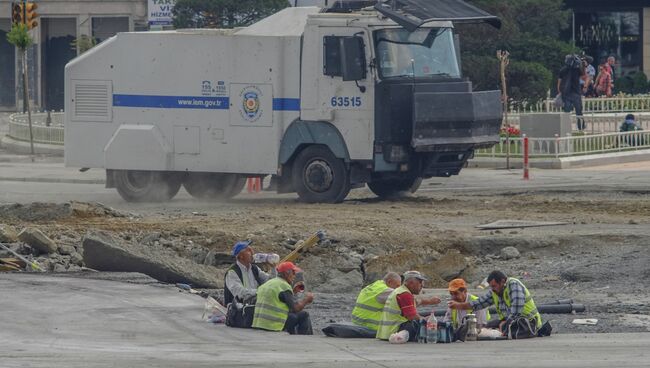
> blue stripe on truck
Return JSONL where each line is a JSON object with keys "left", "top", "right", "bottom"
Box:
{"left": 272, "top": 98, "right": 301, "bottom": 111}
{"left": 113, "top": 94, "right": 300, "bottom": 111}
{"left": 113, "top": 94, "right": 229, "bottom": 110}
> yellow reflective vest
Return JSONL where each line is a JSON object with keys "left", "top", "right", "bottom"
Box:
{"left": 252, "top": 277, "right": 292, "bottom": 331}
{"left": 451, "top": 294, "right": 491, "bottom": 329}
{"left": 376, "top": 285, "right": 411, "bottom": 340}
{"left": 351, "top": 280, "right": 391, "bottom": 331}
{"left": 491, "top": 277, "right": 542, "bottom": 328}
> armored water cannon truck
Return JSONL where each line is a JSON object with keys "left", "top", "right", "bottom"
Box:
{"left": 64, "top": 0, "right": 502, "bottom": 203}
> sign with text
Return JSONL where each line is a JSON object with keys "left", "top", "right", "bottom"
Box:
{"left": 148, "top": 0, "right": 176, "bottom": 26}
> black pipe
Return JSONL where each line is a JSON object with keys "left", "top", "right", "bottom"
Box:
{"left": 422, "top": 302, "right": 584, "bottom": 317}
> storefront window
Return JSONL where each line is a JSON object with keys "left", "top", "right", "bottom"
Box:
{"left": 574, "top": 11, "right": 641, "bottom": 74}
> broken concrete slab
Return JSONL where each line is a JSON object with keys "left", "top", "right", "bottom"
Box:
{"left": 0, "top": 224, "right": 18, "bottom": 243}
{"left": 476, "top": 220, "right": 569, "bottom": 230}
{"left": 82, "top": 230, "right": 224, "bottom": 288}
{"left": 18, "top": 227, "right": 57, "bottom": 254}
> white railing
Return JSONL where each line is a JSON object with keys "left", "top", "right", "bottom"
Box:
{"left": 509, "top": 95, "right": 650, "bottom": 114}
{"left": 476, "top": 130, "right": 650, "bottom": 158}
{"left": 7, "top": 112, "right": 65, "bottom": 145}
{"left": 505, "top": 112, "right": 650, "bottom": 133}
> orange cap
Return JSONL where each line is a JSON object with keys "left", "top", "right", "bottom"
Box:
{"left": 276, "top": 261, "right": 302, "bottom": 274}
{"left": 448, "top": 278, "right": 467, "bottom": 292}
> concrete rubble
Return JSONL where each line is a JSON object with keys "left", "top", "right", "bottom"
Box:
{"left": 18, "top": 227, "right": 58, "bottom": 254}
{"left": 82, "top": 230, "right": 225, "bottom": 288}
{"left": 0, "top": 224, "right": 18, "bottom": 243}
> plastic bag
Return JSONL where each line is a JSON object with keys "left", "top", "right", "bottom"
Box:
{"left": 203, "top": 296, "right": 227, "bottom": 321}
{"left": 388, "top": 330, "right": 409, "bottom": 344}
{"left": 553, "top": 94, "right": 563, "bottom": 109}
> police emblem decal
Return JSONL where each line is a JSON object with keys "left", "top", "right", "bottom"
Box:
{"left": 239, "top": 86, "right": 263, "bottom": 122}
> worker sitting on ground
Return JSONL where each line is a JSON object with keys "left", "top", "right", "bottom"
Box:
{"left": 224, "top": 240, "right": 270, "bottom": 306}
{"left": 376, "top": 271, "right": 441, "bottom": 342}
{"left": 252, "top": 261, "right": 314, "bottom": 335}
{"left": 447, "top": 270, "right": 546, "bottom": 338}
{"left": 352, "top": 272, "right": 441, "bottom": 332}
{"left": 223, "top": 240, "right": 273, "bottom": 328}
{"left": 442, "top": 278, "right": 490, "bottom": 339}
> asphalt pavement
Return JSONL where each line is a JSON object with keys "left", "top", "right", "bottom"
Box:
{"left": 1, "top": 273, "right": 649, "bottom": 368}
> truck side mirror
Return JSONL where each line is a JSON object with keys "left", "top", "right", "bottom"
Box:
{"left": 341, "top": 36, "right": 366, "bottom": 81}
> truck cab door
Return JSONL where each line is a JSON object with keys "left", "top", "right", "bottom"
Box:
{"left": 300, "top": 26, "right": 375, "bottom": 161}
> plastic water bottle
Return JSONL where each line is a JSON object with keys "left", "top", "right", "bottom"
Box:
{"left": 418, "top": 319, "right": 427, "bottom": 343}
{"left": 253, "top": 253, "right": 280, "bottom": 264}
{"left": 427, "top": 313, "right": 438, "bottom": 343}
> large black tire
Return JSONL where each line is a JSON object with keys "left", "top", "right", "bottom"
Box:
{"left": 113, "top": 170, "right": 182, "bottom": 202}
{"left": 368, "top": 177, "right": 423, "bottom": 199}
{"left": 292, "top": 145, "right": 350, "bottom": 203}
{"left": 227, "top": 176, "right": 247, "bottom": 198}
{"left": 183, "top": 173, "right": 244, "bottom": 200}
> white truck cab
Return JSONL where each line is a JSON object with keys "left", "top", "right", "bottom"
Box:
{"left": 64, "top": 1, "right": 502, "bottom": 203}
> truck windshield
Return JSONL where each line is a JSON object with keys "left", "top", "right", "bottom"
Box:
{"left": 375, "top": 28, "right": 460, "bottom": 79}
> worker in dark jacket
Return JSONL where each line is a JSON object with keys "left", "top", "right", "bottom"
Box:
{"left": 620, "top": 114, "right": 642, "bottom": 132}
{"left": 620, "top": 114, "right": 643, "bottom": 146}
{"left": 224, "top": 240, "right": 271, "bottom": 305}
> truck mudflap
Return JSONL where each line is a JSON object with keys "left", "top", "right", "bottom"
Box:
{"left": 412, "top": 90, "right": 502, "bottom": 151}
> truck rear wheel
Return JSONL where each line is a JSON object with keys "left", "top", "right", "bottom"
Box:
{"left": 183, "top": 173, "right": 244, "bottom": 200}
{"left": 368, "top": 177, "right": 422, "bottom": 199}
{"left": 113, "top": 170, "right": 182, "bottom": 202}
{"left": 292, "top": 145, "right": 350, "bottom": 203}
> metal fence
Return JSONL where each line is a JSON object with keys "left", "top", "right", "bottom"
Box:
{"left": 7, "top": 112, "right": 65, "bottom": 145}
{"left": 509, "top": 95, "right": 650, "bottom": 114}
{"left": 476, "top": 130, "right": 650, "bottom": 158}
{"left": 505, "top": 112, "right": 650, "bottom": 133}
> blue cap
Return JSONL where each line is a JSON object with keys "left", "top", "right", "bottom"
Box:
{"left": 232, "top": 240, "right": 251, "bottom": 257}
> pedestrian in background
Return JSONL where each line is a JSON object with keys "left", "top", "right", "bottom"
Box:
{"left": 584, "top": 56, "right": 596, "bottom": 97}
{"left": 557, "top": 54, "right": 586, "bottom": 131}
{"left": 594, "top": 62, "right": 613, "bottom": 97}
{"left": 607, "top": 55, "right": 617, "bottom": 90}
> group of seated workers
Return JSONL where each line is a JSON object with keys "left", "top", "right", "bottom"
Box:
{"left": 224, "top": 240, "right": 547, "bottom": 339}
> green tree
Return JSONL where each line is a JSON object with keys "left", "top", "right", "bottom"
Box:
{"left": 457, "top": 0, "right": 577, "bottom": 103}
{"left": 172, "top": 0, "right": 288, "bottom": 29}
{"left": 6, "top": 23, "right": 36, "bottom": 161}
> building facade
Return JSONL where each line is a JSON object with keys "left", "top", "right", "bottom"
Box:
{"left": 0, "top": 0, "right": 148, "bottom": 111}
{"left": 566, "top": 0, "right": 650, "bottom": 77}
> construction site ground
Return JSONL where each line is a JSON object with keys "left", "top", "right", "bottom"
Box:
{"left": 1, "top": 157, "right": 650, "bottom": 366}
{"left": 2, "top": 272, "right": 649, "bottom": 368}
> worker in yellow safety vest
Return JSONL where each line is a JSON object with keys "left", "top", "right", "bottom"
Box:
{"left": 351, "top": 272, "right": 401, "bottom": 331}
{"left": 353, "top": 272, "right": 441, "bottom": 332}
{"left": 252, "top": 261, "right": 314, "bottom": 335}
{"left": 448, "top": 270, "right": 544, "bottom": 336}
{"left": 443, "top": 278, "right": 490, "bottom": 331}
{"left": 376, "top": 271, "right": 442, "bottom": 342}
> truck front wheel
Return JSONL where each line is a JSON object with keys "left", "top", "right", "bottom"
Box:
{"left": 368, "top": 177, "right": 423, "bottom": 199}
{"left": 292, "top": 146, "right": 350, "bottom": 203}
{"left": 183, "top": 173, "right": 244, "bottom": 200}
{"left": 113, "top": 170, "right": 182, "bottom": 202}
